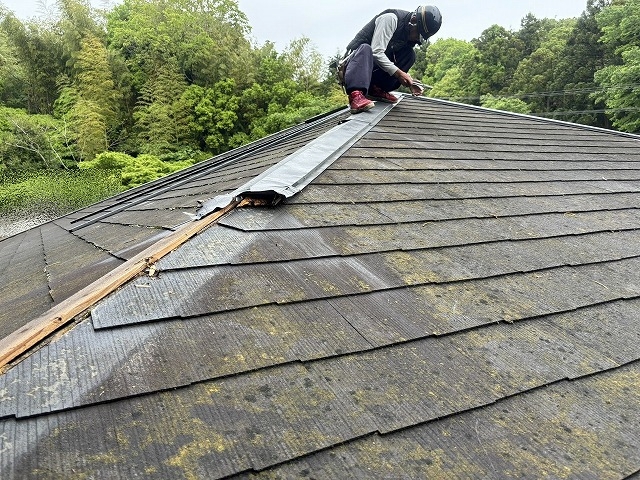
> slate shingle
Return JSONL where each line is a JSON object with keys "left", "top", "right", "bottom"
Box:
{"left": 0, "top": 97, "right": 639, "bottom": 479}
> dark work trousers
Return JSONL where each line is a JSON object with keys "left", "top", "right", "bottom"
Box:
{"left": 344, "top": 43, "right": 416, "bottom": 94}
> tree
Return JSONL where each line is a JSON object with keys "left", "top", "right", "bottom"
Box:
{"left": 593, "top": 0, "right": 640, "bottom": 132}
{"left": 282, "top": 37, "right": 325, "bottom": 92}
{"left": 411, "top": 38, "right": 477, "bottom": 102}
{"left": 68, "top": 34, "right": 121, "bottom": 159}
{"left": 480, "top": 93, "right": 532, "bottom": 114}
{"left": 133, "top": 60, "right": 190, "bottom": 155}
{"left": 0, "top": 16, "right": 25, "bottom": 108}
{"left": 0, "top": 14, "right": 65, "bottom": 113}
{"left": 551, "top": 0, "right": 611, "bottom": 127}
{"left": 594, "top": 46, "right": 640, "bottom": 132}
{"left": 0, "top": 106, "right": 76, "bottom": 172}
{"left": 412, "top": 38, "right": 476, "bottom": 85}
{"left": 464, "top": 25, "right": 526, "bottom": 97}
{"left": 106, "top": 0, "right": 254, "bottom": 91}
{"left": 177, "top": 79, "right": 241, "bottom": 154}
{"left": 509, "top": 19, "right": 575, "bottom": 115}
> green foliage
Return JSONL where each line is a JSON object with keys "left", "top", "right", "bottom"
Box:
{"left": 412, "top": 38, "right": 478, "bottom": 101}
{"left": 79, "top": 151, "right": 194, "bottom": 187}
{"left": 119, "top": 154, "right": 192, "bottom": 187}
{"left": 480, "top": 94, "right": 532, "bottom": 114}
{"left": 0, "top": 25, "right": 25, "bottom": 108}
{"left": 0, "top": 169, "right": 125, "bottom": 216}
{"left": 594, "top": 46, "right": 640, "bottom": 133}
{"left": 593, "top": 0, "right": 640, "bottom": 133}
{"left": 509, "top": 19, "right": 576, "bottom": 114}
{"left": 133, "top": 60, "right": 191, "bottom": 155}
{"left": 283, "top": 37, "right": 325, "bottom": 90}
{"left": 0, "top": 106, "right": 76, "bottom": 172}
{"left": 551, "top": 0, "right": 610, "bottom": 126}
{"left": 77, "top": 151, "right": 132, "bottom": 170}
{"left": 413, "top": 38, "right": 477, "bottom": 85}
{"left": 178, "top": 80, "right": 241, "bottom": 154}
{"left": 466, "top": 25, "right": 526, "bottom": 96}
{"left": 107, "top": 0, "right": 253, "bottom": 90}
{"left": 1, "top": 14, "right": 66, "bottom": 114}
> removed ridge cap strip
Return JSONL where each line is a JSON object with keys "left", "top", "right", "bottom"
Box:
{"left": 196, "top": 101, "right": 396, "bottom": 219}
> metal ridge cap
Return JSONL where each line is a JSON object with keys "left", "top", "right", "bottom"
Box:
{"left": 196, "top": 101, "right": 397, "bottom": 218}
{"left": 66, "top": 107, "right": 351, "bottom": 232}
{"left": 408, "top": 94, "right": 640, "bottom": 141}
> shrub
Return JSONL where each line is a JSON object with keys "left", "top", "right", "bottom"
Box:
{"left": 0, "top": 169, "right": 125, "bottom": 218}
{"left": 79, "top": 151, "right": 196, "bottom": 188}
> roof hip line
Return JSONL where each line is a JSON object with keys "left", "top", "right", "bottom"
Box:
{"left": 196, "top": 101, "right": 397, "bottom": 219}
{"left": 0, "top": 102, "right": 399, "bottom": 370}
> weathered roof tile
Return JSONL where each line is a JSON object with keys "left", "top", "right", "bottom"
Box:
{"left": 1, "top": 97, "right": 639, "bottom": 478}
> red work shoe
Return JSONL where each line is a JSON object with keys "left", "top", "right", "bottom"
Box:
{"left": 348, "top": 90, "right": 375, "bottom": 114}
{"left": 367, "top": 84, "right": 398, "bottom": 103}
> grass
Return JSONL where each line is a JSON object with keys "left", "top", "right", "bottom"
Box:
{"left": 0, "top": 169, "right": 127, "bottom": 219}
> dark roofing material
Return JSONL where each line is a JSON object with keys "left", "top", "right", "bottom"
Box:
{"left": 0, "top": 97, "right": 639, "bottom": 478}
{"left": 0, "top": 109, "right": 349, "bottom": 341}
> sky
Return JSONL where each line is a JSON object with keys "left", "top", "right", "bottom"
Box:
{"left": 2, "top": 0, "right": 590, "bottom": 59}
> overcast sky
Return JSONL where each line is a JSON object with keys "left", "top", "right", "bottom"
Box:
{"left": 2, "top": 0, "right": 589, "bottom": 59}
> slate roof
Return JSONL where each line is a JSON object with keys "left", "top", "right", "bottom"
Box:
{"left": 1, "top": 95, "right": 640, "bottom": 478}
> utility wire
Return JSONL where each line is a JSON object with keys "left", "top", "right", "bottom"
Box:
{"left": 535, "top": 107, "right": 640, "bottom": 117}
{"left": 435, "top": 83, "right": 640, "bottom": 103}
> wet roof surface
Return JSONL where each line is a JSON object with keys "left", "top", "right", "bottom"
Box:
{"left": 0, "top": 111, "right": 347, "bottom": 340}
{"left": 1, "top": 97, "right": 639, "bottom": 478}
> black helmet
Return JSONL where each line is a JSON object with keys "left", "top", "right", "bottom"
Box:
{"left": 415, "top": 5, "right": 442, "bottom": 42}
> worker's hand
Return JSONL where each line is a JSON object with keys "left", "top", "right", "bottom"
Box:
{"left": 410, "top": 83, "right": 423, "bottom": 96}
{"left": 394, "top": 69, "right": 413, "bottom": 88}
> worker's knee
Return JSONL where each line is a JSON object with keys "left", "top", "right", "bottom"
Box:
{"left": 353, "top": 43, "right": 372, "bottom": 57}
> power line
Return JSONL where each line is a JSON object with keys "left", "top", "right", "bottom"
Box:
{"left": 535, "top": 107, "right": 640, "bottom": 117}
{"left": 435, "top": 83, "right": 640, "bottom": 103}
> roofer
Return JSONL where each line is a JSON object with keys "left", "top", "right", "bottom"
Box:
{"left": 338, "top": 5, "right": 442, "bottom": 114}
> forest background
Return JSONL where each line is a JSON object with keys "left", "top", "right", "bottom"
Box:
{"left": 0, "top": 0, "right": 638, "bottom": 230}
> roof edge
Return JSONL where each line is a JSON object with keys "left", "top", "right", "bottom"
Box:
{"left": 196, "top": 101, "right": 397, "bottom": 218}
{"left": 0, "top": 199, "right": 242, "bottom": 371}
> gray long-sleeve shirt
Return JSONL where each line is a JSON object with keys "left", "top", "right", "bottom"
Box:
{"left": 371, "top": 13, "right": 400, "bottom": 76}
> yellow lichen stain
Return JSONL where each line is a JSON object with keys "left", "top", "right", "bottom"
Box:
{"left": 355, "top": 279, "right": 372, "bottom": 291}
{"left": 594, "top": 369, "right": 640, "bottom": 400}
{"left": 383, "top": 251, "right": 440, "bottom": 285}
{"left": 86, "top": 451, "right": 119, "bottom": 465}
{"left": 166, "top": 420, "right": 233, "bottom": 480}
{"left": 345, "top": 225, "right": 397, "bottom": 244}
{"left": 280, "top": 427, "right": 334, "bottom": 453}
{"left": 315, "top": 277, "right": 341, "bottom": 295}
{"left": 353, "top": 439, "right": 397, "bottom": 472}
{"left": 245, "top": 246, "right": 269, "bottom": 263}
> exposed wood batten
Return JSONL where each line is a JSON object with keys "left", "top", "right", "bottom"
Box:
{"left": 0, "top": 199, "right": 241, "bottom": 370}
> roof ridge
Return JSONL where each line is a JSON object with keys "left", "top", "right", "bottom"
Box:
{"left": 196, "top": 102, "right": 397, "bottom": 218}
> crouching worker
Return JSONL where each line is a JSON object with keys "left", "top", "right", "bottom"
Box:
{"left": 339, "top": 5, "right": 442, "bottom": 113}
